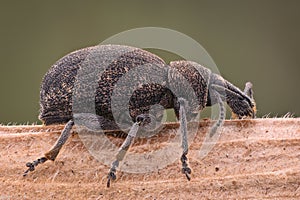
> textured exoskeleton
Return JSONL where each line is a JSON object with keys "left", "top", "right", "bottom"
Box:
{"left": 24, "top": 44, "right": 256, "bottom": 187}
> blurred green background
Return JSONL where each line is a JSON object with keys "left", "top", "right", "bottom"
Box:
{"left": 0, "top": 0, "right": 299, "bottom": 124}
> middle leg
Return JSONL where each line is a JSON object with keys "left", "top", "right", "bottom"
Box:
{"left": 178, "top": 97, "right": 192, "bottom": 181}
{"left": 106, "top": 114, "right": 147, "bottom": 187}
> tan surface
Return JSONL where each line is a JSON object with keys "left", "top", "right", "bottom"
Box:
{"left": 0, "top": 118, "right": 299, "bottom": 199}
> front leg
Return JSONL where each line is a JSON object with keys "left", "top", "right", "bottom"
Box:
{"left": 207, "top": 88, "right": 226, "bottom": 137}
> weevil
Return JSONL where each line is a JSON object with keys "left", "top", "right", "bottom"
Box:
{"left": 23, "top": 44, "right": 256, "bottom": 187}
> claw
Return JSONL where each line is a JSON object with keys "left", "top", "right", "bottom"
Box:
{"left": 107, "top": 178, "right": 111, "bottom": 188}
{"left": 181, "top": 154, "right": 191, "bottom": 181}
{"left": 107, "top": 172, "right": 116, "bottom": 188}
{"left": 23, "top": 157, "right": 48, "bottom": 177}
{"left": 182, "top": 167, "right": 191, "bottom": 181}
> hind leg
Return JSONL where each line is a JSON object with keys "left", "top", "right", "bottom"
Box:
{"left": 23, "top": 120, "right": 74, "bottom": 176}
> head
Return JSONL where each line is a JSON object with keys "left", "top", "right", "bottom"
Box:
{"left": 207, "top": 73, "right": 256, "bottom": 119}
{"left": 229, "top": 81, "right": 256, "bottom": 119}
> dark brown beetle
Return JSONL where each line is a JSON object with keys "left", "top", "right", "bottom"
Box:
{"left": 24, "top": 44, "right": 256, "bottom": 187}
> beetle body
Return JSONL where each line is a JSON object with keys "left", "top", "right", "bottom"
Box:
{"left": 24, "top": 44, "right": 256, "bottom": 187}
{"left": 39, "top": 45, "right": 211, "bottom": 128}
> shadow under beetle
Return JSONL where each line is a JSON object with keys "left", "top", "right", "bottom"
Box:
{"left": 23, "top": 44, "right": 256, "bottom": 187}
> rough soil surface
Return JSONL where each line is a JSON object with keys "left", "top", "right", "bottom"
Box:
{"left": 0, "top": 118, "right": 299, "bottom": 199}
